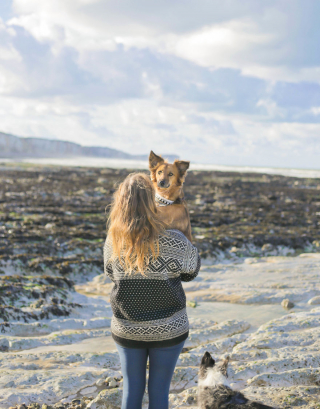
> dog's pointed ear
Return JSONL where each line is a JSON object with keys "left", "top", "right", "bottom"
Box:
{"left": 149, "top": 151, "right": 164, "bottom": 170}
{"left": 174, "top": 160, "right": 190, "bottom": 177}
{"left": 220, "top": 356, "right": 230, "bottom": 377}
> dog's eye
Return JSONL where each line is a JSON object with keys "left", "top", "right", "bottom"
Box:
{"left": 169, "top": 173, "right": 173, "bottom": 176}
{"left": 158, "top": 171, "right": 162, "bottom": 174}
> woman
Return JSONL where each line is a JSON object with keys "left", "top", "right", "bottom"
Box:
{"left": 104, "top": 172, "right": 201, "bottom": 409}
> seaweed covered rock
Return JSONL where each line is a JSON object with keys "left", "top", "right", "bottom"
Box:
{"left": 0, "top": 274, "right": 81, "bottom": 324}
{"left": 1, "top": 165, "right": 320, "bottom": 277}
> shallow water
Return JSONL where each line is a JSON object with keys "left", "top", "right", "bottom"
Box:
{"left": 187, "top": 301, "right": 307, "bottom": 330}
{"left": 10, "top": 335, "right": 117, "bottom": 355}
{"left": 8, "top": 254, "right": 320, "bottom": 358}
{"left": 11, "top": 301, "right": 304, "bottom": 356}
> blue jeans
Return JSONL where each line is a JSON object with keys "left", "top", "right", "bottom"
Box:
{"left": 116, "top": 340, "right": 185, "bottom": 409}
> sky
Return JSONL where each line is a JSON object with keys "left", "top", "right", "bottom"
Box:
{"left": 0, "top": 0, "right": 320, "bottom": 168}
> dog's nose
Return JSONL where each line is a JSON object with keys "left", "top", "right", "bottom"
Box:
{"left": 159, "top": 180, "right": 166, "bottom": 187}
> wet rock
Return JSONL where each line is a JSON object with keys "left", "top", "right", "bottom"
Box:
{"left": 185, "top": 319, "right": 250, "bottom": 348}
{"left": 80, "top": 386, "right": 97, "bottom": 395}
{"left": 222, "top": 308, "right": 320, "bottom": 407}
{"left": 30, "top": 299, "right": 45, "bottom": 308}
{"left": 169, "top": 387, "right": 197, "bottom": 407}
{"left": 248, "top": 368, "right": 320, "bottom": 387}
{"left": 0, "top": 337, "right": 9, "bottom": 351}
{"left": 308, "top": 296, "right": 320, "bottom": 305}
{"left": 261, "top": 243, "right": 273, "bottom": 252}
{"left": 75, "top": 275, "right": 112, "bottom": 297}
{"left": 45, "top": 223, "right": 55, "bottom": 230}
{"left": 188, "top": 318, "right": 217, "bottom": 329}
{"left": 186, "top": 256, "right": 320, "bottom": 306}
{"left": 268, "top": 195, "right": 277, "bottom": 201}
{"left": 107, "top": 379, "right": 118, "bottom": 388}
{"left": 170, "top": 367, "right": 199, "bottom": 391}
{"left": 0, "top": 305, "right": 37, "bottom": 323}
{"left": 86, "top": 389, "right": 122, "bottom": 409}
{"left": 0, "top": 357, "right": 120, "bottom": 407}
{"left": 82, "top": 397, "right": 93, "bottom": 406}
{"left": 95, "top": 379, "right": 105, "bottom": 387}
{"left": 244, "top": 385, "right": 320, "bottom": 409}
{"left": 281, "top": 299, "right": 294, "bottom": 309}
{"left": 230, "top": 247, "right": 239, "bottom": 253}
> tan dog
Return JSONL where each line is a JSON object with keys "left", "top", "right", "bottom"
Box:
{"left": 149, "top": 151, "right": 192, "bottom": 242}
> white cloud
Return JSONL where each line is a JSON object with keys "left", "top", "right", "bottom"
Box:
{"left": 0, "top": 0, "right": 319, "bottom": 168}
{"left": 256, "top": 99, "right": 286, "bottom": 119}
{"left": 9, "top": 0, "right": 320, "bottom": 83}
{"left": 311, "top": 107, "right": 320, "bottom": 116}
{"left": 163, "top": 20, "right": 273, "bottom": 68}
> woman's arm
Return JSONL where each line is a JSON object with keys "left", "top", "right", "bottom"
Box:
{"left": 180, "top": 242, "right": 201, "bottom": 282}
{"left": 103, "top": 236, "right": 114, "bottom": 281}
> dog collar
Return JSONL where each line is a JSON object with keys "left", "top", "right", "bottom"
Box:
{"left": 155, "top": 193, "right": 174, "bottom": 206}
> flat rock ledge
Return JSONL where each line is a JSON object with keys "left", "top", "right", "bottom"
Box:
{"left": 3, "top": 308, "right": 320, "bottom": 408}
{"left": 3, "top": 255, "right": 320, "bottom": 409}
{"left": 68, "top": 309, "right": 320, "bottom": 409}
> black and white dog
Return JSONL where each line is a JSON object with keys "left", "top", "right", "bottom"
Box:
{"left": 198, "top": 352, "right": 275, "bottom": 409}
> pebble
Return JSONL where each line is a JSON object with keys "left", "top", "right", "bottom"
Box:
{"left": 261, "top": 243, "right": 273, "bottom": 251}
{"left": 108, "top": 379, "right": 118, "bottom": 388}
{"left": 281, "top": 299, "right": 295, "bottom": 309}
{"left": 45, "top": 223, "right": 55, "bottom": 230}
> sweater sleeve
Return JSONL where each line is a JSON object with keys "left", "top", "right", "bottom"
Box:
{"left": 180, "top": 241, "right": 201, "bottom": 282}
{"left": 103, "top": 236, "right": 114, "bottom": 281}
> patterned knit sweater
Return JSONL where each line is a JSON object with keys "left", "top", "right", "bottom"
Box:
{"left": 103, "top": 229, "right": 201, "bottom": 348}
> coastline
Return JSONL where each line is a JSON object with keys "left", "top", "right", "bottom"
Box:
{"left": 1, "top": 157, "right": 320, "bottom": 179}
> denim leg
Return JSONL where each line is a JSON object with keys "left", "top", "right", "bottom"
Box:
{"left": 148, "top": 340, "right": 185, "bottom": 409}
{"left": 116, "top": 344, "right": 148, "bottom": 409}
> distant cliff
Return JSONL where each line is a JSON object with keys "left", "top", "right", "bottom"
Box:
{"left": 0, "top": 132, "right": 178, "bottom": 161}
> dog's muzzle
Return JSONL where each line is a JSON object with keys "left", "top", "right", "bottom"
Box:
{"left": 158, "top": 180, "right": 170, "bottom": 188}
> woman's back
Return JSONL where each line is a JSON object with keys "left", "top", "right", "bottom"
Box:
{"left": 104, "top": 229, "right": 200, "bottom": 348}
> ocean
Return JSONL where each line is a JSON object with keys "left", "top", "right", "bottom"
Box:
{"left": 1, "top": 156, "right": 320, "bottom": 179}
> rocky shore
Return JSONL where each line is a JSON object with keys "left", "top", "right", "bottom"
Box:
{"left": 1, "top": 163, "right": 320, "bottom": 269}
{"left": 1, "top": 163, "right": 320, "bottom": 408}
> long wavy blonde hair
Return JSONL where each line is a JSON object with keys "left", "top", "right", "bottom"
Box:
{"left": 107, "top": 172, "right": 166, "bottom": 274}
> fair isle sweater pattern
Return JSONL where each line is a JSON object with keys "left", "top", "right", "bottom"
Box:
{"left": 103, "top": 229, "right": 201, "bottom": 345}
